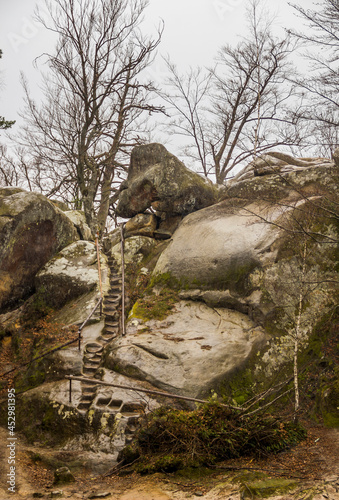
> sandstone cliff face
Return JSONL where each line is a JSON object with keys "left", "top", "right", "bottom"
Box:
{"left": 105, "top": 150, "right": 338, "bottom": 406}
{"left": 0, "top": 148, "right": 338, "bottom": 461}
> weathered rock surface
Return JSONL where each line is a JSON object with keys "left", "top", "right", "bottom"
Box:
{"left": 109, "top": 236, "right": 158, "bottom": 270}
{"left": 116, "top": 143, "right": 218, "bottom": 218}
{"left": 125, "top": 213, "right": 157, "bottom": 238}
{"left": 154, "top": 199, "right": 281, "bottom": 292}
{"left": 104, "top": 301, "right": 268, "bottom": 398}
{"left": 64, "top": 210, "right": 92, "bottom": 240}
{"left": 35, "top": 240, "right": 107, "bottom": 309}
{"left": 0, "top": 188, "right": 79, "bottom": 311}
{"left": 229, "top": 151, "right": 335, "bottom": 184}
{"left": 152, "top": 161, "right": 338, "bottom": 388}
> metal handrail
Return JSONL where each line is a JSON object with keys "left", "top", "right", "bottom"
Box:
{"left": 65, "top": 375, "right": 240, "bottom": 410}
{"left": 0, "top": 296, "right": 103, "bottom": 379}
{"left": 120, "top": 223, "right": 126, "bottom": 336}
{"left": 0, "top": 336, "right": 80, "bottom": 379}
{"left": 77, "top": 296, "right": 103, "bottom": 350}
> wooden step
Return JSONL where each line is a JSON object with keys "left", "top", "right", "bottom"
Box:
{"left": 79, "top": 393, "right": 95, "bottom": 402}
{"left": 84, "top": 352, "right": 102, "bottom": 361}
{"left": 106, "top": 285, "right": 121, "bottom": 293}
{"left": 104, "top": 312, "right": 119, "bottom": 322}
{"left": 110, "top": 277, "right": 122, "bottom": 285}
{"left": 104, "top": 327, "right": 118, "bottom": 336}
{"left": 99, "top": 334, "right": 117, "bottom": 343}
{"left": 104, "top": 307, "right": 119, "bottom": 315}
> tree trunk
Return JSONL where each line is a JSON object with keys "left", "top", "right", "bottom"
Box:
{"left": 97, "top": 164, "right": 115, "bottom": 237}
{"left": 82, "top": 191, "right": 97, "bottom": 238}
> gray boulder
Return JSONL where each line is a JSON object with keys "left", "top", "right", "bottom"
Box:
{"left": 104, "top": 300, "right": 268, "bottom": 398}
{"left": 154, "top": 199, "right": 280, "bottom": 293}
{"left": 64, "top": 210, "right": 92, "bottom": 240}
{"left": 229, "top": 151, "right": 335, "bottom": 185}
{"left": 116, "top": 143, "right": 218, "bottom": 218}
{"left": 125, "top": 213, "right": 157, "bottom": 238}
{"left": 35, "top": 240, "right": 107, "bottom": 309}
{"left": 0, "top": 188, "right": 79, "bottom": 311}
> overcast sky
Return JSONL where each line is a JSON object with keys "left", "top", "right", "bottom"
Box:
{"left": 1, "top": 0, "right": 313, "bottom": 149}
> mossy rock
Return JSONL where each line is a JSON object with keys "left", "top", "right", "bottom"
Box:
{"left": 317, "top": 376, "right": 339, "bottom": 427}
{"left": 240, "top": 477, "right": 297, "bottom": 498}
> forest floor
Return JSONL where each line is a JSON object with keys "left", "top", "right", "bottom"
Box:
{"left": 0, "top": 423, "right": 338, "bottom": 500}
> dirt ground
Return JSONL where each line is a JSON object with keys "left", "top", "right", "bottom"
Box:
{"left": 0, "top": 423, "right": 338, "bottom": 500}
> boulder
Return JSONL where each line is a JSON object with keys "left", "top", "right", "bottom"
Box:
{"left": 154, "top": 199, "right": 281, "bottom": 293}
{"left": 35, "top": 240, "right": 105, "bottom": 309}
{"left": 155, "top": 160, "right": 339, "bottom": 295}
{"left": 109, "top": 236, "right": 158, "bottom": 270}
{"left": 50, "top": 199, "right": 69, "bottom": 212}
{"left": 229, "top": 151, "right": 335, "bottom": 185}
{"left": 53, "top": 467, "right": 75, "bottom": 485}
{"left": 104, "top": 300, "right": 268, "bottom": 398}
{"left": 125, "top": 213, "right": 157, "bottom": 238}
{"left": 0, "top": 189, "right": 79, "bottom": 311}
{"left": 64, "top": 210, "right": 92, "bottom": 240}
{"left": 116, "top": 143, "right": 218, "bottom": 218}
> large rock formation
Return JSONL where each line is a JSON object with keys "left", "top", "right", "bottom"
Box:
{"left": 0, "top": 149, "right": 338, "bottom": 473}
{"left": 0, "top": 188, "right": 79, "bottom": 311}
{"left": 150, "top": 155, "right": 338, "bottom": 384}
{"left": 105, "top": 301, "right": 268, "bottom": 398}
{"left": 116, "top": 143, "right": 218, "bottom": 218}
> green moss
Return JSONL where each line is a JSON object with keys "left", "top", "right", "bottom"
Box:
{"left": 127, "top": 272, "right": 183, "bottom": 322}
{"left": 148, "top": 272, "right": 187, "bottom": 290}
{"left": 317, "top": 376, "right": 339, "bottom": 427}
{"left": 241, "top": 477, "right": 297, "bottom": 498}
{"left": 131, "top": 287, "right": 179, "bottom": 321}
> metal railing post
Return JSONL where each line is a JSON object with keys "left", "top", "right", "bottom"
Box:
{"left": 120, "top": 223, "right": 126, "bottom": 336}
{"left": 69, "top": 377, "right": 72, "bottom": 404}
{"left": 95, "top": 231, "right": 103, "bottom": 317}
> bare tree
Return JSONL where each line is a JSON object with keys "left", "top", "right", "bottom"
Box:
{"left": 288, "top": 0, "right": 339, "bottom": 157}
{"left": 159, "top": 1, "right": 302, "bottom": 184}
{"left": 14, "top": 0, "right": 163, "bottom": 235}
{"left": 0, "top": 49, "right": 15, "bottom": 130}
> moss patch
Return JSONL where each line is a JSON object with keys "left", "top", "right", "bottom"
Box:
{"left": 130, "top": 288, "right": 179, "bottom": 322}
{"left": 241, "top": 477, "right": 297, "bottom": 498}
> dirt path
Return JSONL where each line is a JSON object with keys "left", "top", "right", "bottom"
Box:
{"left": 0, "top": 425, "right": 338, "bottom": 500}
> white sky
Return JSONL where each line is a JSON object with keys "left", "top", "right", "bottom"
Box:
{"left": 0, "top": 0, "right": 314, "bottom": 152}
